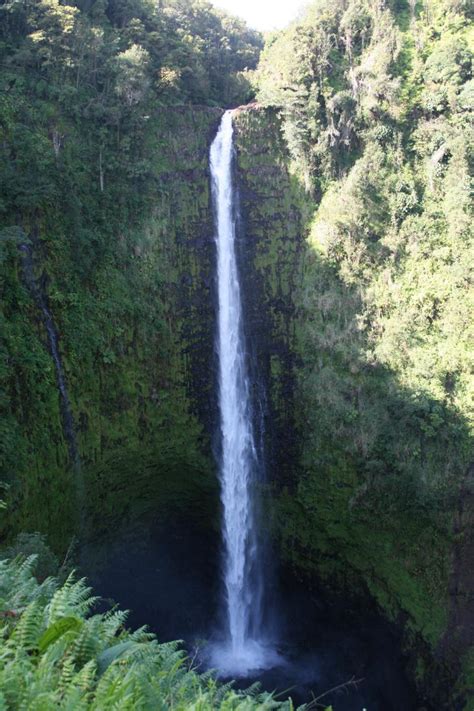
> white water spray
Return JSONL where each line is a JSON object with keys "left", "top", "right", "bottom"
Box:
{"left": 210, "top": 111, "right": 276, "bottom": 675}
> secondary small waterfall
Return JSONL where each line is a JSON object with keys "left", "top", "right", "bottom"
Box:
{"left": 20, "top": 238, "right": 80, "bottom": 473}
{"left": 210, "top": 111, "right": 274, "bottom": 674}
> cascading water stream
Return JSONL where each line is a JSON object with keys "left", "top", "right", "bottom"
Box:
{"left": 20, "top": 238, "right": 80, "bottom": 473}
{"left": 209, "top": 111, "right": 276, "bottom": 675}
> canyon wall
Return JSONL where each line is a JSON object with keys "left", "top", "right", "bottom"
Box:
{"left": 1, "top": 101, "right": 472, "bottom": 706}
{"left": 234, "top": 106, "right": 473, "bottom": 708}
{"left": 1, "top": 107, "right": 222, "bottom": 546}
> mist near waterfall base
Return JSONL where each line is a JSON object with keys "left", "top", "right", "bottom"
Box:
{"left": 80, "top": 517, "right": 418, "bottom": 710}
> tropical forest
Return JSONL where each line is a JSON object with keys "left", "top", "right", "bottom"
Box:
{"left": 0, "top": 0, "right": 472, "bottom": 708}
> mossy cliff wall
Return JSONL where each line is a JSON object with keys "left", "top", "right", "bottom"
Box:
{"left": 1, "top": 94, "right": 471, "bottom": 706}
{"left": 234, "top": 106, "right": 473, "bottom": 708}
{"left": 1, "top": 107, "right": 222, "bottom": 548}
{"left": 233, "top": 108, "right": 309, "bottom": 486}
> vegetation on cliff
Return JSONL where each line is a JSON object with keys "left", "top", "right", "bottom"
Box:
{"left": 254, "top": 0, "right": 473, "bottom": 702}
{"left": 0, "top": 0, "right": 472, "bottom": 706}
{"left": 0, "top": 0, "right": 262, "bottom": 541}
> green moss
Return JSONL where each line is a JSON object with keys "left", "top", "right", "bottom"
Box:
{"left": 458, "top": 650, "right": 474, "bottom": 710}
{"left": 1, "top": 107, "right": 221, "bottom": 551}
{"left": 276, "top": 464, "right": 451, "bottom": 647}
{"left": 233, "top": 108, "right": 311, "bottom": 484}
{"left": 234, "top": 74, "right": 471, "bottom": 701}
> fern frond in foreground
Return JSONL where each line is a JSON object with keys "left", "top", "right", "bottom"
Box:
{"left": 0, "top": 556, "right": 300, "bottom": 710}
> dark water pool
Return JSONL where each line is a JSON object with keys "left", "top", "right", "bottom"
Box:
{"left": 79, "top": 515, "right": 423, "bottom": 711}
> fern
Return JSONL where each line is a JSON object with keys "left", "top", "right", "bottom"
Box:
{"left": 11, "top": 600, "right": 43, "bottom": 650}
{"left": 46, "top": 574, "right": 97, "bottom": 623}
{"left": 0, "top": 558, "right": 301, "bottom": 710}
{"left": 73, "top": 659, "right": 97, "bottom": 692}
{"left": 0, "top": 555, "right": 56, "bottom": 614}
{"left": 242, "top": 682, "right": 263, "bottom": 698}
{"left": 58, "top": 654, "right": 76, "bottom": 694}
{"left": 127, "top": 625, "right": 154, "bottom": 643}
{"left": 100, "top": 609, "right": 129, "bottom": 645}
{"left": 72, "top": 616, "right": 104, "bottom": 668}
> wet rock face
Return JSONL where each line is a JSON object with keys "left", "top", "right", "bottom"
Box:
{"left": 158, "top": 108, "right": 223, "bottom": 441}
{"left": 439, "top": 462, "right": 474, "bottom": 700}
{"left": 20, "top": 231, "right": 80, "bottom": 473}
{"left": 232, "top": 108, "right": 307, "bottom": 486}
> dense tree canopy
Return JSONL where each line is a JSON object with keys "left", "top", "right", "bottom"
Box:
{"left": 255, "top": 0, "right": 473, "bottom": 502}
{"left": 0, "top": 0, "right": 262, "bottom": 110}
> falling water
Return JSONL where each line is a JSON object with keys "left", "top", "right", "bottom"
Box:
{"left": 20, "top": 239, "right": 80, "bottom": 472}
{"left": 210, "top": 111, "right": 275, "bottom": 675}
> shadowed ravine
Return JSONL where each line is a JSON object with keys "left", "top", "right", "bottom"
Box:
{"left": 77, "top": 113, "right": 420, "bottom": 710}
{"left": 79, "top": 514, "right": 418, "bottom": 710}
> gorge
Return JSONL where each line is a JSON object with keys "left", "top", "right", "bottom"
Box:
{"left": 0, "top": 0, "right": 472, "bottom": 709}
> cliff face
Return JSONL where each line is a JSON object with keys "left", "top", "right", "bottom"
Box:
{"left": 1, "top": 107, "right": 223, "bottom": 546}
{"left": 233, "top": 105, "right": 473, "bottom": 707}
{"left": 232, "top": 108, "right": 309, "bottom": 487}
{"left": 1, "top": 99, "right": 471, "bottom": 706}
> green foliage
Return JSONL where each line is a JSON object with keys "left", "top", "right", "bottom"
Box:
{"left": 5, "top": 533, "right": 61, "bottom": 581}
{"left": 244, "top": 0, "right": 473, "bottom": 698}
{"left": 0, "top": 0, "right": 262, "bottom": 108}
{"left": 276, "top": 0, "right": 473, "bottom": 506}
{"left": 256, "top": 0, "right": 402, "bottom": 192}
{"left": 0, "top": 556, "right": 298, "bottom": 710}
{"left": 0, "top": 0, "right": 471, "bottom": 702}
{"left": 1, "top": 0, "right": 255, "bottom": 543}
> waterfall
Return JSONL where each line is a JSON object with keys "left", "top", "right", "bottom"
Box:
{"left": 20, "top": 239, "right": 80, "bottom": 472}
{"left": 210, "top": 111, "right": 275, "bottom": 675}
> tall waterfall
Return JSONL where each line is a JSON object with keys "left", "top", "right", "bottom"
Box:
{"left": 210, "top": 111, "right": 274, "bottom": 674}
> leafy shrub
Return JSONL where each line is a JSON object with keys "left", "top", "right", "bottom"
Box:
{"left": 0, "top": 556, "right": 299, "bottom": 710}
